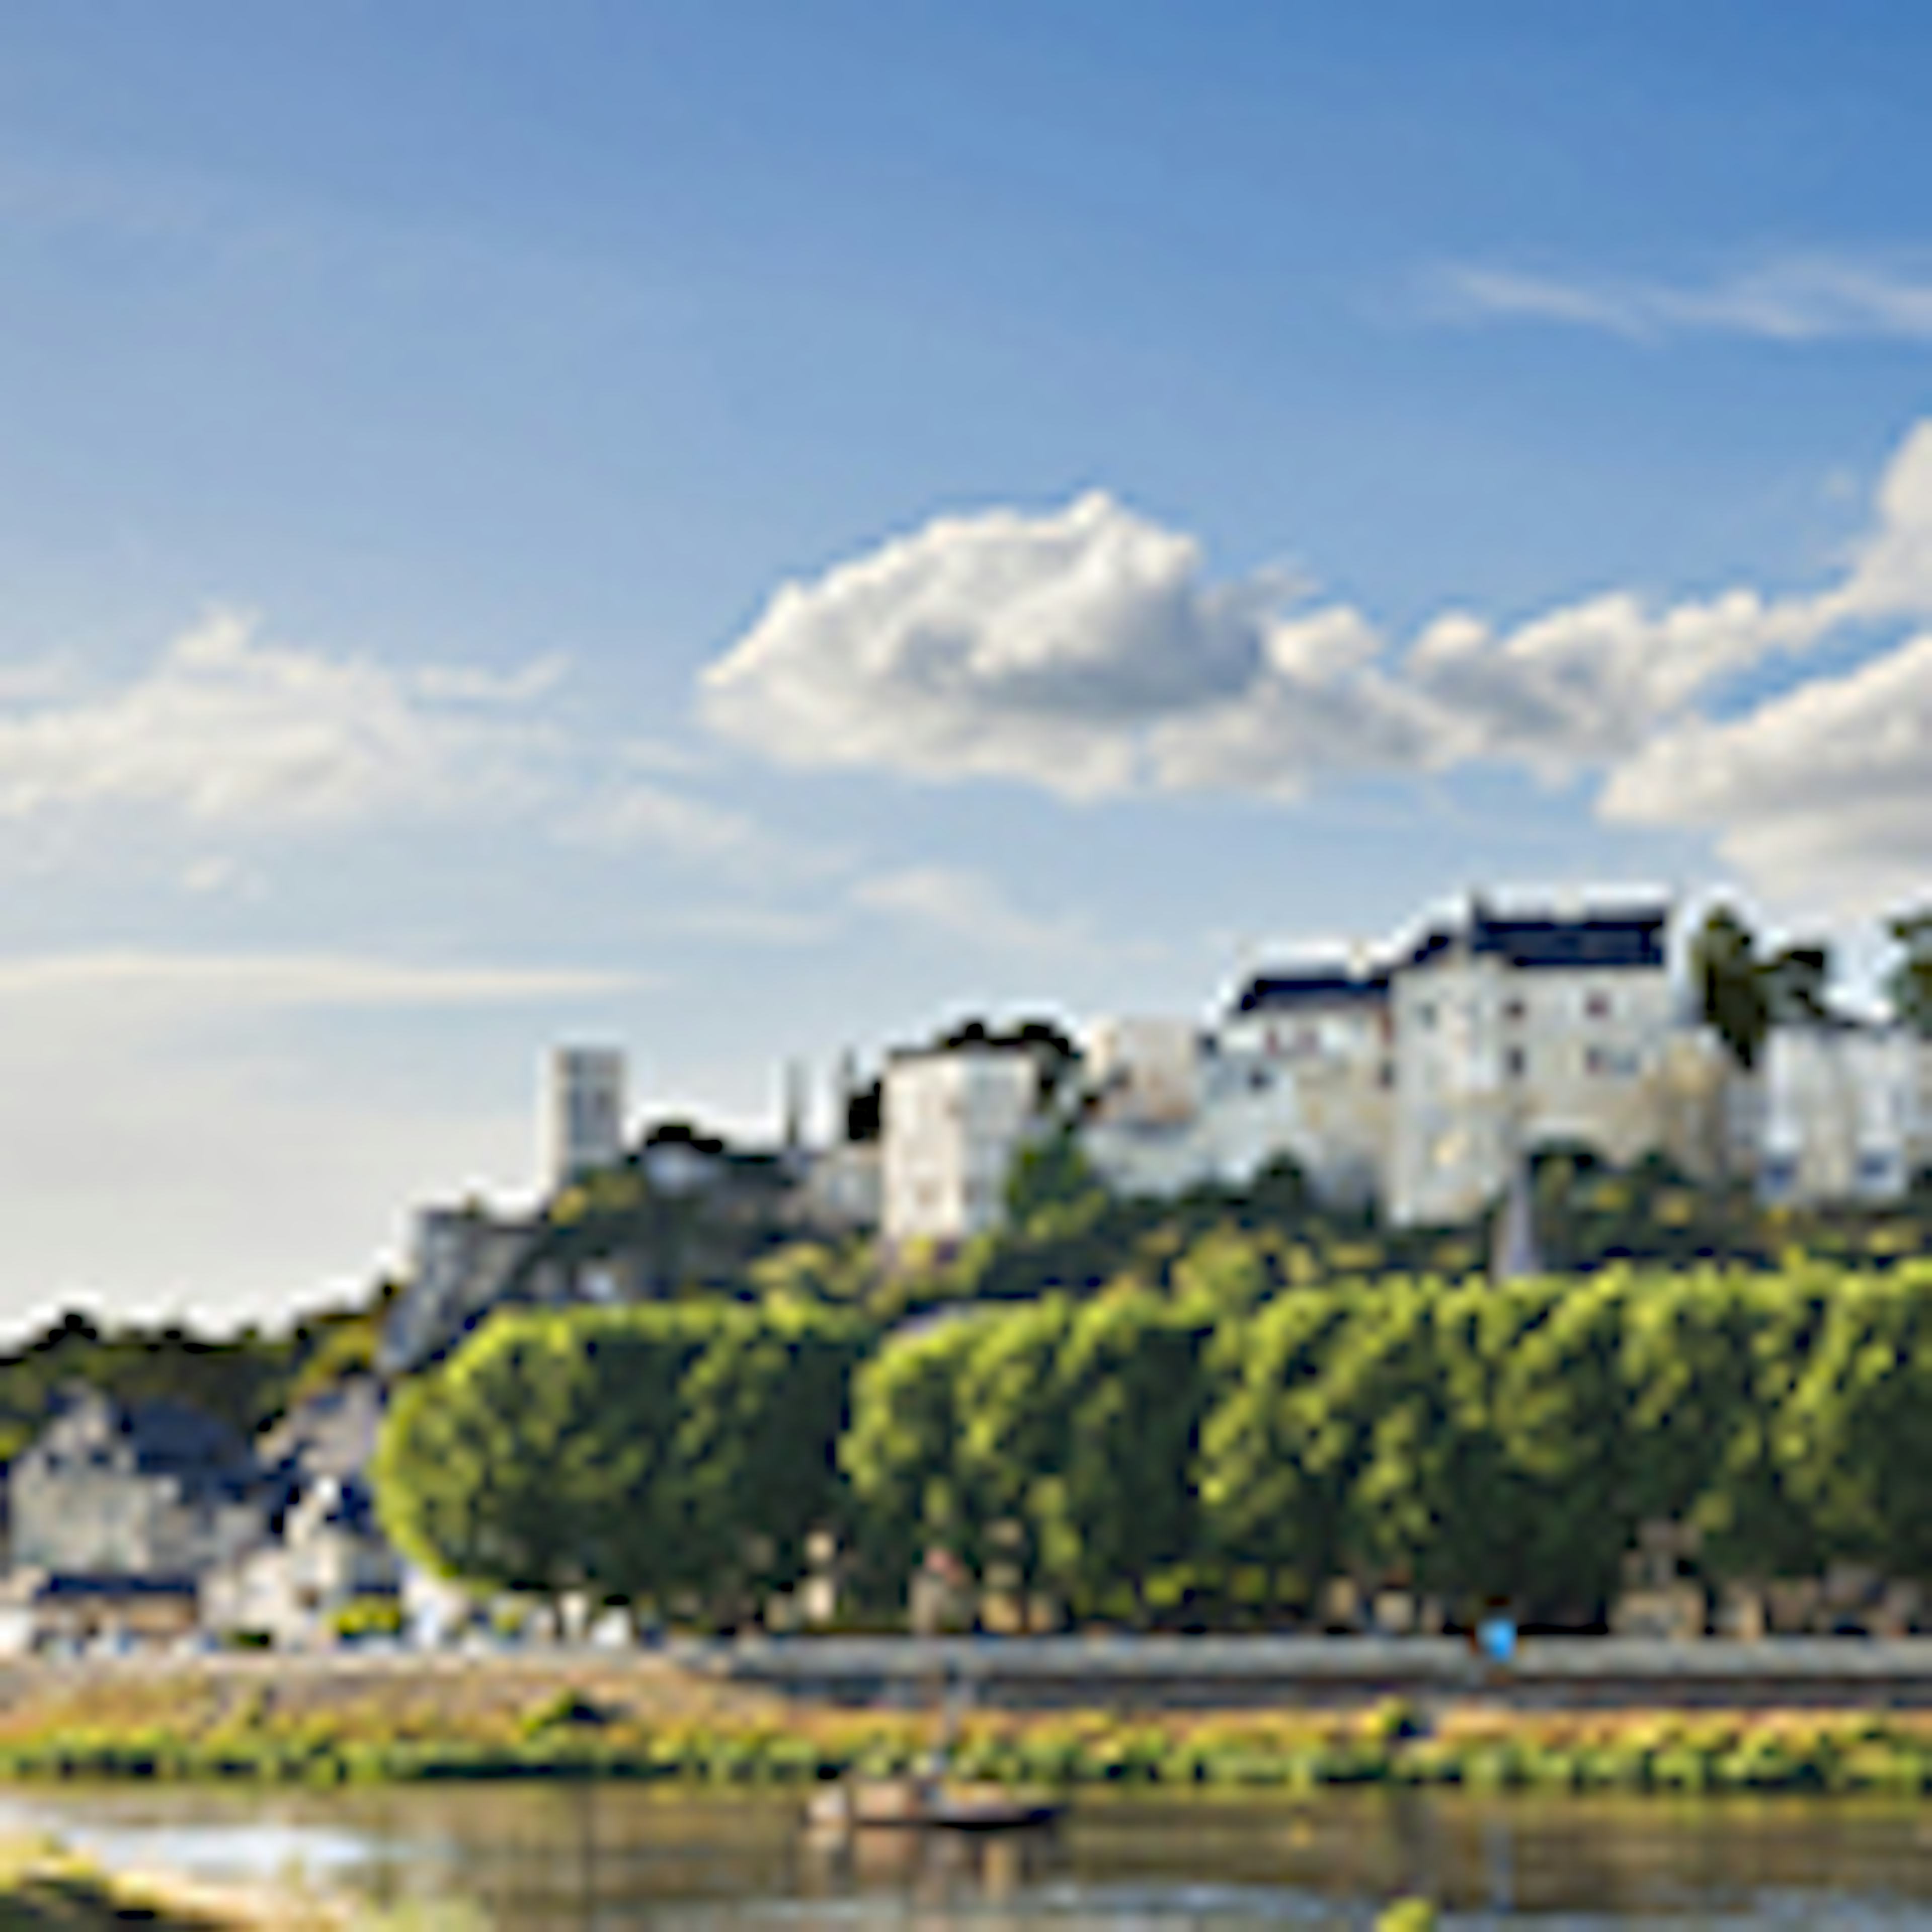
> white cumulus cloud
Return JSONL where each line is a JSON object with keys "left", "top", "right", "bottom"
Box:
{"left": 699, "top": 418, "right": 1932, "bottom": 913}
{"left": 1603, "top": 630, "right": 1932, "bottom": 913}
{"left": 0, "top": 610, "right": 548, "bottom": 828}
{"left": 702, "top": 493, "right": 1269, "bottom": 798}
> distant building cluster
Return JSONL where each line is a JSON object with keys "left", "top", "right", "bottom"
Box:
{"left": 855, "top": 894, "right": 1929, "bottom": 1249}
{"left": 7, "top": 883, "right": 1930, "bottom": 1654}
{"left": 0, "top": 1379, "right": 398, "bottom": 1654}
{"left": 378, "top": 888, "right": 1932, "bottom": 1381}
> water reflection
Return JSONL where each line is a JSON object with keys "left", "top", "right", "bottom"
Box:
{"left": 11, "top": 1785, "right": 1932, "bottom": 1926}
{"left": 799, "top": 1812, "right": 1065, "bottom": 1906}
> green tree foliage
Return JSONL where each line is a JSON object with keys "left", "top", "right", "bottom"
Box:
{"left": 839, "top": 1308, "right": 993, "bottom": 1594}
{"left": 1003, "top": 1129, "right": 1108, "bottom": 1235}
{"left": 1037, "top": 1291, "right": 1212, "bottom": 1622}
{"left": 1760, "top": 942, "right": 1833, "bottom": 1024}
{"left": 1692, "top": 904, "right": 1770, "bottom": 1069}
{"left": 846, "top": 1292, "right": 1214, "bottom": 1626}
{"left": 843, "top": 1260, "right": 1932, "bottom": 1629}
{"left": 371, "top": 1147, "right": 1932, "bottom": 1634}
{"left": 1779, "top": 1271, "right": 1932, "bottom": 1579}
{"left": 504, "top": 1136, "right": 802, "bottom": 1306}
{"left": 374, "top": 1301, "right": 868, "bottom": 1620}
{"left": 1887, "top": 909, "right": 1932, "bottom": 1038}
{"left": 1196, "top": 1286, "right": 1357, "bottom": 1616}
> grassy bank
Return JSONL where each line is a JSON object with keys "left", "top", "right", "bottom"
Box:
{"left": 0, "top": 1832, "right": 345, "bottom": 1928}
{"left": 4, "top": 1670, "right": 1932, "bottom": 1794}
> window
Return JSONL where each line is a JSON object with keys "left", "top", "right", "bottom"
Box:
{"left": 1858, "top": 1150, "right": 1900, "bottom": 1190}
{"left": 1761, "top": 1155, "right": 1798, "bottom": 1202}
{"left": 1416, "top": 1002, "right": 1436, "bottom": 1029}
{"left": 1504, "top": 1045, "right": 1526, "bottom": 1079}
{"left": 1503, "top": 996, "right": 1525, "bottom": 1023}
{"left": 1585, "top": 990, "right": 1611, "bottom": 1020}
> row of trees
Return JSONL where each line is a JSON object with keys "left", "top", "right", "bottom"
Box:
{"left": 376, "top": 1260, "right": 1932, "bottom": 1631}
{"left": 375, "top": 1299, "right": 871, "bottom": 1622}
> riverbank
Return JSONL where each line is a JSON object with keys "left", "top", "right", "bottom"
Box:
{"left": 0, "top": 1831, "right": 344, "bottom": 1927}
{"left": 1, "top": 1655, "right": 1931, "bottom": 1792}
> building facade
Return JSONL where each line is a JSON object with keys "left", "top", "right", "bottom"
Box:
{"left": 378, "top": 1201, "right": 535, "bottom": 1376}
{"left": 1386, "top": 904, "right": 1681, "bottom": 1225}
{"left": 8, "top": 1390, "right": 265, "bottom": 1581}
{"left": 1756, "top": 1022, "right": 1918, "bottom": 1208}
{"left": 545, "top": 1046, "right": 628, "bottom": 1186}
{"left": 882, "top": 1046, "right": 1040, "bottom": 1244}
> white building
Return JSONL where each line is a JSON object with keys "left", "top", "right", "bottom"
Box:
{"left": 8, "top": 1391, "right": 265, "bottom": 1581}
{"left": 1386, "top": 903, "right": 1681, "bottom": 1225}
{"left": 1206, "top": 967, "right": 1394, "bottom": 1206}
{"left": 872, "top": 897, "right": 1932, "bottom": 1239}
{"left": 546, "top": 1045, "right": 627, "bottom": 1186}
{"left": 882, "top": 1046, "right": 1040, "bottom": 1244}
{"left": 203, "top": 1475, "right": 403, "bottom": 1649}
{"left": 1756, "top": 1022, "right": 1918, "bottom": 1208}
{"left": 1079, "top": 977, "right": 1395, "bottom": 1208}
{"left": 800, "top": 1139, "right": 885, "bottom": 1231}
{"left": 1084, "top": 1017, "right": 1202, "bottom": 1126}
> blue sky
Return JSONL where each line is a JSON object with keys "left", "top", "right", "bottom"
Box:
{"left": 4, "top": 3, "right": 1932, "bottom": 1327}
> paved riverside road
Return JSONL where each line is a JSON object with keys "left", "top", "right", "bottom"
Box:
{"left": 10, "top": 1636, "right": 1932, "bottom": 1712}
{"left": 703, "top": 1634, "right": 1932, "bottom": 1710}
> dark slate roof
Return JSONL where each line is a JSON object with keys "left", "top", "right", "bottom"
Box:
{"left": 34, "top": 1391, "right": 257, "bottom": 1506}
{"left": 36, "top": 1573, "right": 200, "bottom": 1599}
{"left": 1234, "top": 968, "right": 1391, "bottom": 1015}
{"left": 322, "top": 1475, "right": 379, "bottom": 1536}
{"left": 1403, "top": 905, "right": 1669, "bottom": 974}
{"left": 121, "top": 1399, "right": 250, "bottom": 1479}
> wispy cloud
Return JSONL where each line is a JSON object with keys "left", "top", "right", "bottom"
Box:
{"left": 664, "top": 905, "right": 836, "bottom": 947}
{"left": 561, "top": 778, "right": 766, "bottom": 860}
{"left": 852, "top": 864, "right": 1090, "bottom": 957}
{"left": 1428, "top": 252, "right": 1932, "bottom": 343}
{"left": 0, "top": 949, "right": 639, "bottom": 1012}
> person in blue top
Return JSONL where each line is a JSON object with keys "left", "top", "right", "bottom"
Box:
{"left": 1478, "top": 1613, "right": 1517, "bottom": 1666}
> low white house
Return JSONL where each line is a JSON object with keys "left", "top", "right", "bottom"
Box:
{"left": 1756, "top": 1022, "right": 1918, "bottom": 1207}
{"left": 1080, "top": 976, "right": 1395, "bottom": 1208}
{"left": 8, "top": 1391, "right": 264, "bottom": 1582}
{"left": 1206, "top": 966, "right": 1394, "bottom": 1206}
{"left": 798, "top": 1139, "right": 884, "bottom": 1232}
{"left": 882, "top": 1045, "right": 1041, "bottom": 1244}
{"left": 202, "top": 1475, "right": 403, "bottom": 1648}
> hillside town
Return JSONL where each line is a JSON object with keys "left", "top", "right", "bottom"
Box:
{"left": 390, "top": 889, "right": 1932, "bottom": 1370}
{"left": 5, "top": 886, "right": 1932, "bottom": 1659}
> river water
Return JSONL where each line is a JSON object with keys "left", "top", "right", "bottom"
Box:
{"left": 9, "top": 1785, "right": 1932, "bottom": 1926}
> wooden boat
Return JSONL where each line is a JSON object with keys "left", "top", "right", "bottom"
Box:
{"left": 805, "top": 1776, "right": 1066, "bottom": 1834}
{"left": 804, "top": 1658, "right": 1065, "bottom": 1837}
